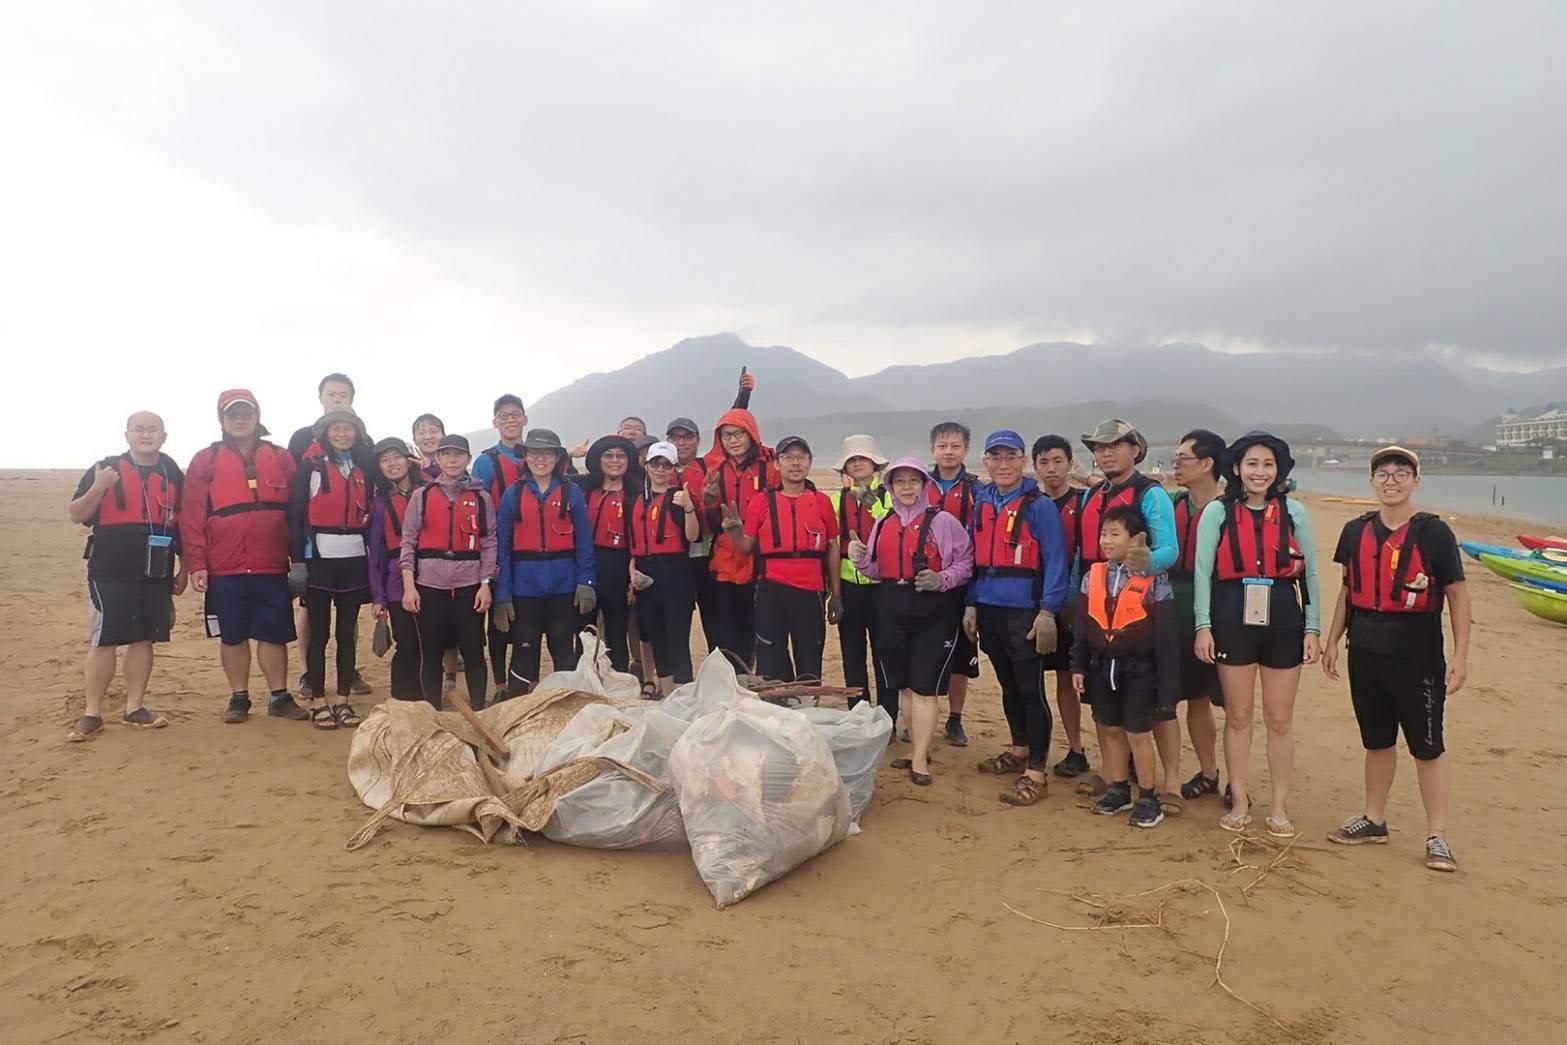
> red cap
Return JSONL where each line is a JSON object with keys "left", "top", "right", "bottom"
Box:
{"left": 217, "top": 389, "right": 259, "bottom": 417}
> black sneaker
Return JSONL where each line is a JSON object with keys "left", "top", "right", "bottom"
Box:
{"left": 1327, "top": 814, "right": 1389, "bottom": 846}
{"left": 1130, "top": 792, "right": 1165, "bottom": 829}
{"left": 349, "top": 671, "right": 372, "bottom": 696}
{"left": 1091, "top": 783, "right": 1133, "bottom": 816}
{"left": 223, "top": 697, "right": 251, "bottom": 724}
{"left": 267, "top": 695, "right": 311, "bottom": 720}
{"left": 944, "top": 717, "right": 969, "bottom": 747}
{"left": 1425, "top": 835, "right": 1457, "bottom": 873}
{"left": 1053, "top": 749, "right": 1091, "bottom": 777}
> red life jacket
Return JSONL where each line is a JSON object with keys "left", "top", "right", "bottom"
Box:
{"left": 588, "top": 488, "right": 628, "bottom": 549}
{"left": 837, "top": 484, "right": 886, "bottom": 542}
{"left": 1214, "top": 497, "right": 1305, "bottom": 581}
{"left": 206, "top": 441, "right": 291, "bottom": 517}
{"left": 1344, "top": 512, "right": 1438, "bottom": 613}
{"left": 301, "top": 444, "right": 370, "bottom": 534}
{"left": 481, "top": 446, "right": 525, "bottom": 504}
{"left": 630, "top": 488, "right": 688, "bottom": 556}
{"left": 871, "top": 506, "right": 943, "bottom": 583}
{"left": 415, "top": 484, "right": 487, "bottom": 560}
{"left": 380, "top": 488, "right": 414, "bottom": 552}
{"left": 1051, "top": 490, "right": 1080, "bottom": 568}
{"left": 95, "top": 455, "right": 180, "bottom": 532}
{"left": 1077, "top": 473, "right": 1153, "bottom": 564}
{"left": 972, "top": 489, "right": 1042, "bottom": 577}
{"left": 1170, "top": 490, "right": 1209, "bottom": 578}
{"left": 755, "top": 489, "right": 833, "bottom": 576}
{"left": 511, "top": 481, "right": 576, "bottom": 559}
{"left": 926, "top": 470, "right": 977, "bottom": 526}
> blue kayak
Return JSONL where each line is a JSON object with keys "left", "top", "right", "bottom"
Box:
{"left": 1461, "top": 541, "right": 1531, "bottom": 562}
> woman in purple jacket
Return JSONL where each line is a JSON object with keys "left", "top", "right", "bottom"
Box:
{"left": 851, "top": 457, "right": 974, "bottom": 786}
{"left": 368, "top": 438, "right": 427, "bottom": 702}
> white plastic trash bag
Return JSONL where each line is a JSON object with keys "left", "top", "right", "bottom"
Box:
{"left": 533, "top": 630, "right": 643, "bottom": 701}
{"left": 663, "top": 648, "right": 753, "bottom": 723}
{"left": 670, "top": 697, "right": 851, "bottom": 908}
{"left": 539, "top": 703, "right": 687, "bottom": 850}
{"left": 798, "top": 702, "right": 892, "bottom": 825}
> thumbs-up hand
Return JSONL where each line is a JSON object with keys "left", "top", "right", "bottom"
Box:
{"left": 93, "top": 464, "right": 119, "bottom": 492}
{"left": 671, "top": 488, "right": 692, "bottom": 510}
{"left": 846, "top": 535, "right": 868, "bottom": 563}
{"left": 1126, "top": 532, "right": 1152, "bottom": 575}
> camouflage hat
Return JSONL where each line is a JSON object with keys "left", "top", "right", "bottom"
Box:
{"left": 1081, "top": 418, "right": 1148, "bottom": 464}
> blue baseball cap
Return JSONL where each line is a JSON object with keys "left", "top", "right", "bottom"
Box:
{"left": 983, "top": 429, "right": 1026, "bottom": 453}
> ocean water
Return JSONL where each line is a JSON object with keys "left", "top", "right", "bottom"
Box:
{"left": 1294, "top": 471, "right": 1567, "bottom": 527}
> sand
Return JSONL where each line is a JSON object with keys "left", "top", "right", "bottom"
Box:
{"left": 3, "top": 469, "right": 1564, "bottom": 1044}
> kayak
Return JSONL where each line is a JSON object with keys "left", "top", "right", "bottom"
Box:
{"left": 1461, "top": 541, "right": 1531, "bottom": 562}
{"left": 1517, "top": 534, "right": 1567, "bottom": 552}
{"left": 1509, "top": 582, "right": 1567, "bottom": 625}
{"left": 1477, "top": 553, "right": 1567, "bottom": 594}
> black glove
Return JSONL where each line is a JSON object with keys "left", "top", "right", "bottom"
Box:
{"left": 287, "top": 562, "right": 309, "bottom": 598}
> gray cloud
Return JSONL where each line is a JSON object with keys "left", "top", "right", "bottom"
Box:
{"left": 10, "top": 0, "right": 1566, "bottom": 364}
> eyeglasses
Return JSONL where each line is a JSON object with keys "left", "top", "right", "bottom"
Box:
{"left": 1372, "top": 470, "right": 1415, "bottom": 484}
{"left": 494, "top": 411, "right": 525, "bottom": 422}
{"left": 778, "top": 453, "right": 811, "bottom": 464}
{"left": 129, "top": 426, "right": 163, "bottom": 436}
{"left": 1171, "top": 454, "right": 1202, "bottom": 465}
{"left": 647, "top": 459, "right": 675, "bottom": 469}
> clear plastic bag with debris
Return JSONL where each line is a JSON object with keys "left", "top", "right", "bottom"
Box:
{"left": 797, "top": 702, "right": 893, "bottom": 826}
{"left": 538, "top": 703, "right": 688, "bottom": 850}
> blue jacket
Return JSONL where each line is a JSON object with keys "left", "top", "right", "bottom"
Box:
{"left": 495, "top": 476, "right": 595, "bottom": 600}
{"left": 471, "top": 442, "right": 524, "bottom": 500}
{"left": 966, "top": 477, "right": 1070, "bottom": 613}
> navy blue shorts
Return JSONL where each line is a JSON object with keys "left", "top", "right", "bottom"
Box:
{"left": 207, "top": 574, "right": 296, "bottom": 646}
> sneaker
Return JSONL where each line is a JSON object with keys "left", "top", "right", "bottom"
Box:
{"left": 267, "top": 695, "right": 311, "bottom": 720}
{"left": 1425, "top": 835, "right": 1457, "bottom": 873}
{"left": 349, "top": 671, "right": 372, "bottom": 696}
{"left": 944, "top": 718, "right": 969, "bottom": 747}
{"left": 1327, "top": 814, "right": 1389, "bottom": 846}
{"left": 223, "top": 697, "right": 251, "bottom": 724}
{"left": 1130, "top": 793, "right": 1165, "bottom": 829}
{"left": 1091, "top": 783, "right": 1133, "bottom": 816}
{"left": 1053, "top": 749, "right": 1091, "bottom": 778}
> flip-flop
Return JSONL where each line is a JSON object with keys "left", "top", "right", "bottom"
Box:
{"left": 1074, "top": 772, "right": 1109, "bottom": 797}
{"left": 122, "top": 708, "right": 168, "bottom": 729}
{"left": 1219, "top": 811, "right": 1252, "bottom": 833}
{"left": 67, "top": 715, "right": 104, "bottom": 742}
{"left": 1158, "top": 791, "right": 1185, "bottom": 816}
{"left": 1265, "top": 815, "right": 1297, "bottom": 838}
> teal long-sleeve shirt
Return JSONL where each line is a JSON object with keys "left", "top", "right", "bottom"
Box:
{"left": 1192, "top": 497, "right": 1321, "bottom": 633}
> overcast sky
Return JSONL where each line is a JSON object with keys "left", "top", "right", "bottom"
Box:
{"left": 3, "top": 2, "right": 1563, "bottom": 467}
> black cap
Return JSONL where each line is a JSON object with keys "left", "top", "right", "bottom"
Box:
{"left": 665, "top": 416, "right": 700, "bottom": 436}
{"left": 435, "top": 433, "right": 470, "bottom": 454}
{"left": 372, "top": 437, "right": 416, "bottom": 460}
{"left": 521, "top": 429, "right": 565, "bottom": 452}
{"left": 775, "top": 435, "right": 812, "bottom": 457}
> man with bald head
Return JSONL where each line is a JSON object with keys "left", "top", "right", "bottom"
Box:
{"left": 66, "top": 411, "right": 188, "bottom": 741}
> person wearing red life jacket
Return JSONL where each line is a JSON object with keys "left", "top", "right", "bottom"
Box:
{"left": 398, "top": 434, "right": 496, "bottom": 709}
{"left": 850, "top": 458, "right": 973, "bottom": 786}
{"left": 288, "top": 408, "right": 373, "bottom": 729}
{"left": 1322, "top": 447, "right": 1469, "bottom": 873}
{"left": 66, "top": 411, "right": 186, "bottom": 741}
{"left": 493, "top": 429, "right": 596, "bottom": 695}
{"left": 829, "top": 435, "right": 892, "bottom": 713}
{"left": 1032, "top": 434, "right": 1089, "bottom": 776}
{"left": 1169, "top": 429, "right": 1227, "bottom": 804}
{"left": 181, "top": 390, "right": 310, "bottom": 725}
{"left": 697, "top": 407, "right": 780, "bottom": 669}
{"left": 577, "top": 435, "right": 642, "bottom": 673}
{"left": 1193, "top": 431, "right": 1322, "bottom": 837}
{"left": 629, "top": 441, "right": 703, "bottom": 696}
{"left": 733, "top": 436, "right": 842, "bottom": 682}
{"left": 367, "top": 438, "right": 426, "bottom": 703}
{"left": 925, "top": 421, "right": 982, "bottom": 746}
{"left": 472, "top": 394, "right": 529, "bottom": 695}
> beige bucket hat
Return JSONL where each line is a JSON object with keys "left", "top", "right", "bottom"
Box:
{"left": 1081, "top": 418, "right": 1148, "bottom": 465}
{"left": 835, "top": 433, "right": 889, "bottom": 471}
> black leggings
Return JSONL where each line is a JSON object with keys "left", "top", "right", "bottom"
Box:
{"left": 591, "top": 547, "right": 632, "bottom": 672}
{"left": 837, "top": 581, "right": 886, "bottom": 708}
{"left": 509, "top": 594, "right": 579, "bottom": 693}
{"left": 688, "top": 553, "right": 719, "bottom": 653}
{"left": 487, "top": 614, "right": 510, "bottom": 686}
{"left": 304, "top": 588, "right": 366, "bottom": 697}
{"left": 754, "top": 579, "right": 826, "bottom": 682}
{"left": 712, "top": 579, "right": 756, "bottom": 669}
{"left": 979, "top": 603, "right": 1053, "bottom": 769}
{"left": 386, "top": 602, "right": 423, "bottom": 700}
{"left": 415, "top": 584, "right": 487, "bottom": 709}
{"left": 636, "top": 554, "right": 695, "bottom": 683}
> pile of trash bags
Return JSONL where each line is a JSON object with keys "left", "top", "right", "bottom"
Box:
{"left": 347, "top": 634, "right": 892, "bottom": 907}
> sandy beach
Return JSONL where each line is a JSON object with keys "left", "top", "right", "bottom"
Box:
{"left": 3, "top": 469, "right": 1564, "bottom": 1044}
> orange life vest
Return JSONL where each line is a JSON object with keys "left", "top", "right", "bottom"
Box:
{"left": 837, "top": 485, "right": 886, "bottom": 542}
{"left": 415, "top": 484, "right": 486, "bottom": 560}
{"left": 95, "top": 455, "right": 179, "bottom": 531}
{"left": 1344, "top": 512, "right": 1437, "bottom": 613}
{"left": 380, "top": 488, "right": 414, "bottom": 552}
{"left": 926, "top": 471, "right": 977, "bottom": 526}
{"left": 972, "top": 490, "right": 1042, "bottom": 577}
{"left": 1170, "top": 490, "right": 1206, "bottom": 578}
{"left": 1084, "top": 562, "right": 1153, "bottom": 644}
{"left": 1051, "top": 490, "right": 1080, "bottom": 567}
{"left": 481, "top": 446, "right": 525, "bottom": 504}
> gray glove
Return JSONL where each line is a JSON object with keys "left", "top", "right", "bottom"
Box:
{"left": 491, "top": 601, "right": 515, "bottom": 630}
{"left": 1026, "top": 609, "right": 1058, "bottom": 656}
{"left": 1125, "top": 533, "right": 1152, "bottom": 575}
{"left": 913, "top": 569, "right": 944, "bottom": 593}
{"left": 575, "top": 583, "right": 597, "bottom": 616}
{"left": 287, "top": 562, "right": 309, "bottom": 598}
{"left": 630, "top": 571, "right": 654, "bottom": 591}
{"left": 852, "top": 485, "right": 879, "bottom": 509}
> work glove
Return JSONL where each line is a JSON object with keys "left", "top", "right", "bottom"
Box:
{"left": 1026, "top": 609, "right": 1058, "bottom": 656}
{"left": 852, "top": 484, "right": 879, "bottom": 510}
{"left": 913, "top": 569, "right": 944, "bottom": 593}
{"left": 846, "top": 536, "right": 868, "bottom": 563}
{"left": 287, "top": 562, "right": 309, "bottom": 598}
{"left": 491, "top": 601, "right": 515, "bottom": 630}
{"left": 962, "top": 606, "right": 978, "bottom": 643}
{"left": 630, "top": 569, "right": 654, "bottom": 591}
{"left": 575, "top": 583, "right": 597, "bottom": 616}
{"left": 826, "top": 595, "right": 844, "bottom": 624}
{"left": 1125, "top": 532, "right": 1152, "bottom": 575}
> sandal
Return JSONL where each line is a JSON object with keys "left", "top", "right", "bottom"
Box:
{"left": 330, "top": 704, "right": 362, "bottom": 728}
{"left": 1265, "top": 815, "right": 1297, "bottom": 839}
{"left": 67, "top": 715, "right": 104, "bottom": 742}
{"left": 890, "top": 757, "right": 914, "bottom": 769}
{"left": 639, "top": 681, "right": 661, "bottom": 701}
{"left": 1157, "top": 791, "right": 1185, "bottom": 816}
{"left": 1219, "top": 811, "right": 1252, "bottom": 833}
{"left": 122, "top": 707, "right": 168, "bottom": 729}
{"left": 977, "top": 750, "right": 1025, "bottom": 775}
{"left": 310, "top": 704, "right": 339, "bottom": 731}
{"left": 1180, "top": 772, "right": 1219, "bottom": 801}
{"left": 1074, "top": 772, "right": 1110, "bottom": 797}
{"left": 1000, "top": 774, "right": 1046, "bottom": 807}
{"left": 910, "top": 769, "right": 933, "bottom": 786}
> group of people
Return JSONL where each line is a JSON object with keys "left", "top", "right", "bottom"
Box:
{"left": 67, "top": 369, "right": 1471, "bottom": 872}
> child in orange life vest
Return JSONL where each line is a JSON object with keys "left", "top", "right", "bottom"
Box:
{"left": 629, "top": 442, "right": 703, "bottom": 696}
{"left": 578, "top": 435, "right": 641, "bottom": 673}
{"left": 367, "top": 438, "right": 427, "bottom": 703}
{"left": 1072, "top": 506, "right": 1180, "bottom": 829}
{"left": 732, "top": 436, "right": 842, "bottom": 682}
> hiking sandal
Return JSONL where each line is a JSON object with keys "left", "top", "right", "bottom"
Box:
{"left": 67, "top": 715, "right": 104, "bottom": 742}
{"left": 1000, "top": 774, "right": 1046, "bottom": 807}
{"left": 122, "top": 707, "right": 168, "bottom": 729}
{"left": 1074, "top": 772, "right": 1110, "bottom": 797}
{"left": 639, "top": 681, "right": 660, "bottom": 701}
{"left": 330, "top": 704, "right": 362, "bottom": 728}
{"left": 1157, "top": 791, "right": 1185, "bottom": 816}
{"left": 310, "top": 704, "right": 339, "bottom": 731}
{"left": 1180, "top": 772, "right": 1219, "bottom": 801}
{"left": 977, "top": 750, "right": 1025, "bottom": 775}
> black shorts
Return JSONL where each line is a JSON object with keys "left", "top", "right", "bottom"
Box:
{"left": 88, "top": 577, "right": 173, "bottom": 647}
{"left": 206, "top": 573, "right": 296, "bottom": 647}
{"left": 1210, "top": 580, "right": 1304, "bottom": 669}
{"left": 1039, "top": 617, "right": 1075, "bottom": 672}
{"left": 1348, "top": 647, "right": 1446, "bottom": 759}
{"left": 875, "top": 585, "right": 964, "bottom": 696}
{"left": 1085, "top": 654, "right": 1172, "bottom": 733}
{"left": 1178, "top": 625, "right": 1222, "bottom": 704}
{"left": 949, "top": 629, "right": 981, "bottom": 679}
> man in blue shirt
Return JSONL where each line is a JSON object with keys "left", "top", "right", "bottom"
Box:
{"left": 472, "top": 394, "right": 528, "bottom": 695}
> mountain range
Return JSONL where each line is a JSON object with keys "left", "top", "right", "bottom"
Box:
{"left": 471, "top": 333, "right": 1567, "bottom": 457}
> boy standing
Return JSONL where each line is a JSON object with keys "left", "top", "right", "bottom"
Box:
{"left": 928, "top": 422, "right": 981, "bottom": 745}
{"left": 1322, "top": 446, "right": 1469, "bottom": 873}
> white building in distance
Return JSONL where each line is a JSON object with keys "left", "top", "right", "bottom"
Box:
{"left": 1495, "top": 409, "right": 1567, "bottom": 446}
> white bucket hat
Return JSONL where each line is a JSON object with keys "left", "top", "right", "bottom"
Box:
{"left": 834, "top": 433, "right": 889, "bottom": 471}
